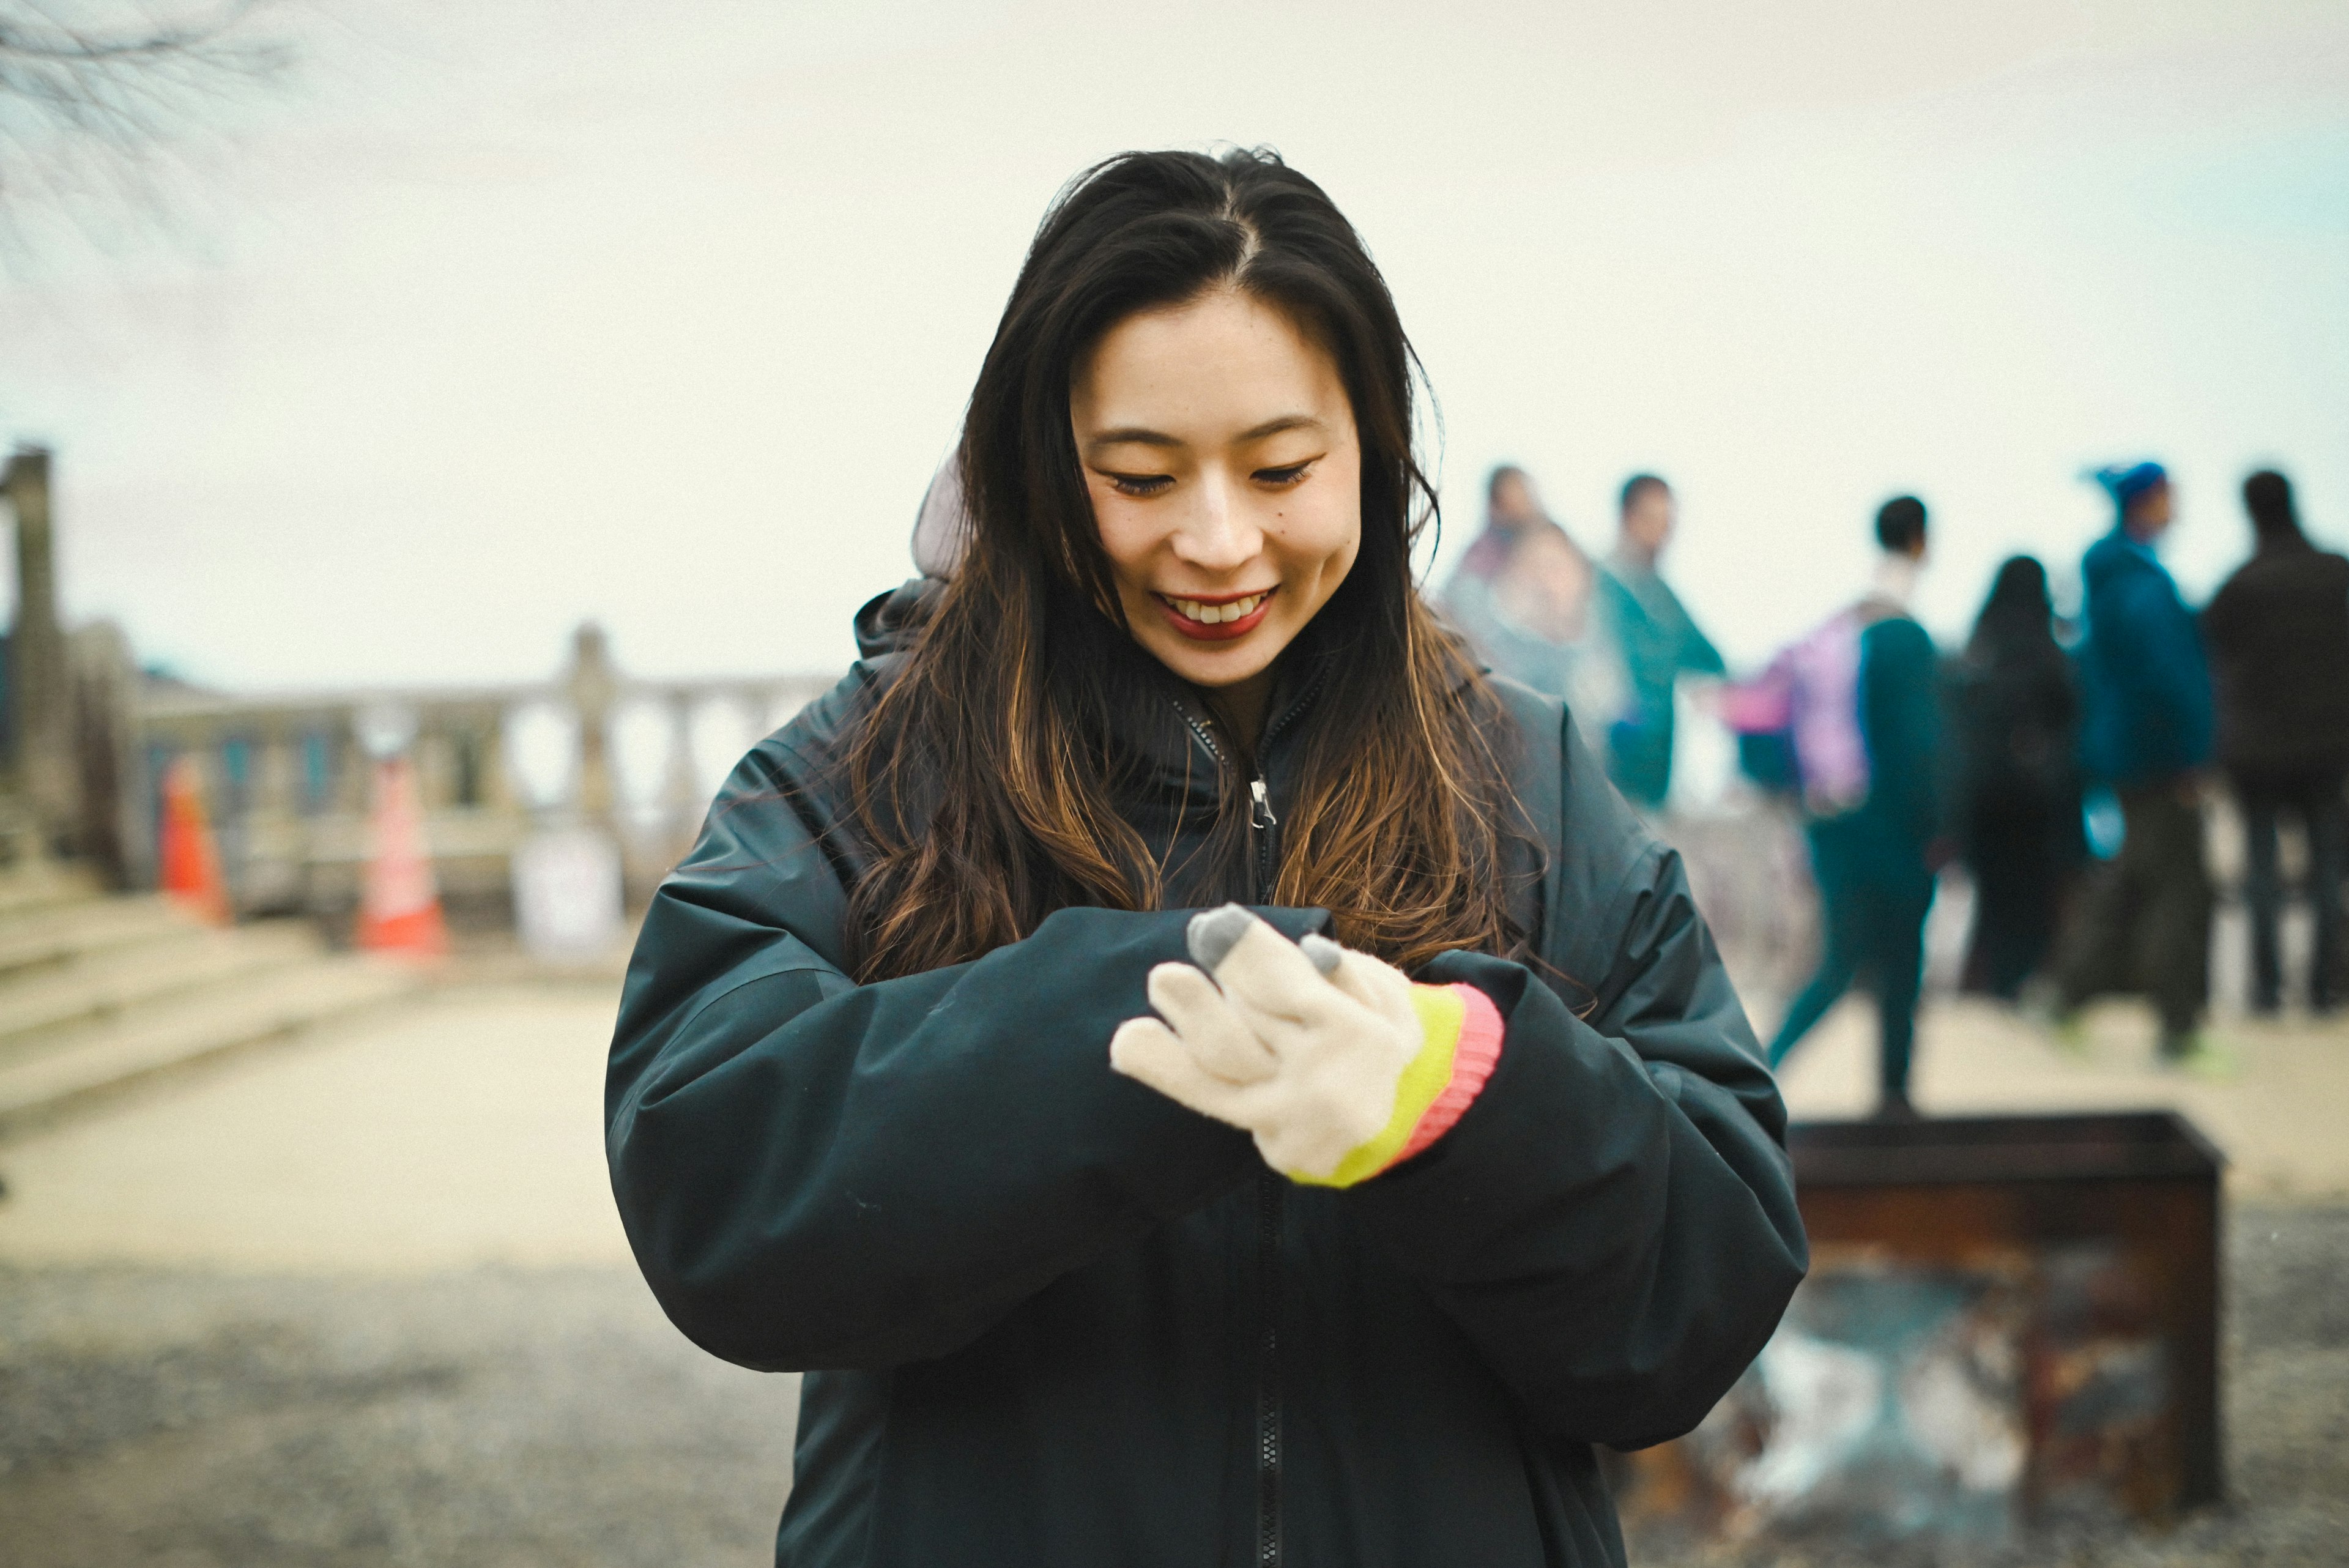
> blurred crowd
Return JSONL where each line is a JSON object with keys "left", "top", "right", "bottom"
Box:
{"left": 1441, "top": 462, "right": 2348, "bottom": 1118}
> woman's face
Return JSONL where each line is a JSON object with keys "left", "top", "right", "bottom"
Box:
{"left": 1071, "top": 286, "right": 1362, "bottom": 697}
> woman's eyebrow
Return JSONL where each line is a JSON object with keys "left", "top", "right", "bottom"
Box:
{"left": 1083, "top": 414, "right": 1325, "bottom": 453}
{"left": 1086, "top": 426, "right": 1182, "bottom": 450}
{"left": 1237, "top": 414, "right": 1324, "bottom": 441}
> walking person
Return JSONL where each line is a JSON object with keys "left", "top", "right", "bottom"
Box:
{"left": 1948, "top": 557, "right": 2084, "bottom": 1000}
{"left": 1597, "top": 474, "right": 1726, "bottom": 809}
{"left": 1763, "top": 497, "right": 1942, "bottom": 1118}
{"left": 1440, "top": 464, "right": 1627, "bottom": 724}
{"left": 606, "top": 149, "right": 1803, "bottom": 1567}
{"left": 2202, "top": 469, "right": 2349, "bottom": 1014}
{"left": 2049, "top": 462, "right": 2218, "bottom": 1063}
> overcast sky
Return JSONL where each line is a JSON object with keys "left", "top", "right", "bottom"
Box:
{"left": 4, "top": 0, "right": 2345, "bottom": 690}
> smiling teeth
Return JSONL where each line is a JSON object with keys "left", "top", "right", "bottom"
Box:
{"left": 1170, "top": 593, "right": 1266, "bottom": 625}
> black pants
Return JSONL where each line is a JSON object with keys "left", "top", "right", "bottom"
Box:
{"left": 1962, "top": 795, "right": 2075, "bottom": 1001}
{"left": 2055, "top": 784, "right": 2211, "bottom": 1043}
{"left": 2233, "top": 768, "right": 2347, "bottom": 1013}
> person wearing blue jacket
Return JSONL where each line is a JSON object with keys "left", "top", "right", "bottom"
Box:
{"left": 2051, "top": 462, "right": 2217, "bottom": 1061}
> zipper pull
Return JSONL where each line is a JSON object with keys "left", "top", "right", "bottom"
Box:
{"left": 1250, "top": 778, "right": 1277, "bottom": 830}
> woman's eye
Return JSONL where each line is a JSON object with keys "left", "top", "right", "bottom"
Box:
{"left": 1255, "top": 461, "right": 1314, "bottom": 488}
{"left": 1106, "top": 472, "right": 1173, "bottom": 497}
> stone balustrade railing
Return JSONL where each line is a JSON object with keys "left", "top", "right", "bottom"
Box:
{"left": 133, "top": 623, "right": 838, "bottom": 926}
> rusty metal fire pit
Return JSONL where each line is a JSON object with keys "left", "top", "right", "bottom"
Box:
{"left": 1614, "top": 1110, "right": 2224, "bottom": 1545}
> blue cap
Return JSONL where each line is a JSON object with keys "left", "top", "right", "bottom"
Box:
{"left": 2092, "top": 461, "right": 2168, "bottom": 511}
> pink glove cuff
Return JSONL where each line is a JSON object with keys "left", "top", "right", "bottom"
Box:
{"left": 1393, "top": 983, "right": 1505, "bottom": 1165}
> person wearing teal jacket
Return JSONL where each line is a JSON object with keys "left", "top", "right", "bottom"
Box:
{"left": 1766, "top": 496, "right": 1943, "bottom": 1118}
{"left": 1597, "top": 475, "right": 1726, "bottom": 808}
{"left": 2050, "top": 462, "right": 2217, "bottom": 1060}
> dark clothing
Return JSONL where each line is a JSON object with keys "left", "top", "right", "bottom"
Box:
{"left": 606, "top": 584, "right": 1805, "bottom": 1568}
{"left": 2202, "top": 529, "right": 2349, "bottom": 1011}
{"left": 1948, "top": 625, "right": 2083, "bottom": 998}
{"left": 2202, "top": 531, "right": 2349, "bottom": 778}
{"left": 1767, "top": 609, "right": 1941, "bottom": 1099}
{"left": 2055, "top": 787, "right": 2213, "bottom": 1041}
{"left": 2077, "top": 529, "right": 2213, "bottom": 788}
{"left": 2235, "top": 768, "right": 2347, "bottom": 1013}
{"left": 1960, "top": 797, "right": 2076, "bottom": 1000}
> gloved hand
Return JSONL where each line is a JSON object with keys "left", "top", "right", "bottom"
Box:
{"left": 1110, "top": 905, "right": 1502, "bottom": 1187}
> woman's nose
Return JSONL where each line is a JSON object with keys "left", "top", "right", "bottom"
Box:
{"left": 1170, "top": 474, "right": 1262, "bottom": 572}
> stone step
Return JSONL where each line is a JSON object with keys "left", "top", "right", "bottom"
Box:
{"left": 0, "top": 895, "right": 206, "bottom": 982}
{"left": 0, "top": 864, "right": 105, "bottom": 923}
{"left": 0, "top": 921, "right": 324, "bottom": 1051}
{"left": 0, "top": 956, "right": 428, "bottom": 1142}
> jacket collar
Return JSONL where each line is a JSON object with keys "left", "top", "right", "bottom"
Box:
{"left": 1117, "top": 622, "right": 1338, "bottom": 798}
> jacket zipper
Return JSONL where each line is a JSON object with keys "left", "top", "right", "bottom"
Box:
{"left": 1249, "top": 779, "right": 1277, "bottom": 900}
{"left": 1168, "top": 687, "right": 1311, "bottom": 1568}
{"left": 1165, "top": 700, "right": 1296, "bottom": 1568}
{"left": 1255, "top": 1172, "right": 1284, "bottom": 1568}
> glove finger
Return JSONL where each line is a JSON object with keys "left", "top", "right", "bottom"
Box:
{"left": 1147, "top": 962, "right": 1276, "bottom": 1082}
{"left": 1186, "top": 904, "right": 1258, "bottom": 972}
{"left": 1323, "top": 946, "right": 1421, "bottom": 1024}
{"left": 1299, "top": 932, "right": 1345, "bottom": 978}
{"left": 1210, "top": 917, "right": 1343, "bottom": 1025}
{"left": 1110, "top": 1017, "right": 1252, "bottom": 1126}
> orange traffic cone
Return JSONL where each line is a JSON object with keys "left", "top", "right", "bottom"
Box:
{"left": 355, "top": 756, "right": 447, "bottom": 958}
{"left": 157, "top": 754, "right": 229, "bottom": 925}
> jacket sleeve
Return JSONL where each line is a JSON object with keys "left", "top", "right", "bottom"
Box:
{"left": 1672, "top": 590, "right": 1727, "bottom": 679}
{"left": 2106, "top": 571, "right": 2216, "bottom": 773}
{"left": 604, "top": 735, "right": 1289, "bottom": 1373}
{"left": 1345, "top": 712, "right": 1806, "bottom": 1450}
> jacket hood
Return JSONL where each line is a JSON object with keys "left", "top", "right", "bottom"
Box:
{"left": 853, "top": 578, "right": 944, "bottom": 660}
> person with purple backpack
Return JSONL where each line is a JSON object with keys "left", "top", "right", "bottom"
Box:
{"left": 1742, "top": 497, "right": 1944, "bottom": 1118}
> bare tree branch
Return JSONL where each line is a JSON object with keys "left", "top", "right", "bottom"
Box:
{"left": 0, "top": 1, "right": 295, "bottom": 248}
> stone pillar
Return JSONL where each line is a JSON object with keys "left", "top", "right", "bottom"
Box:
{"left": 662, "top": 689, "right": 702, "bottom": 849}
{"left": 68, "top": 621, "right": 147, "bottom": 888}
{"left": 3, "top": 445, "right": 72, "bottom": 853}
{"left": 564, "top": 622, "right": 618, "bottom": 832}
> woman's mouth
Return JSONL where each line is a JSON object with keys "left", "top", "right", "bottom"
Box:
{"left": 1156, "top": 588, "right": 1277, "bottom": 642}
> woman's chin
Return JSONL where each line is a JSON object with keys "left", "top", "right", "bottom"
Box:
{"left": 1134, "top": 625, "right": 1288, "bottom": 691}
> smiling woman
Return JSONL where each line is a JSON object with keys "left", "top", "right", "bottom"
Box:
{"left": 605, "top": 147, "right": 1805, "bottom": 1568}
{"left": 1076, "top": 289, "right": 1364, "bottom": 737}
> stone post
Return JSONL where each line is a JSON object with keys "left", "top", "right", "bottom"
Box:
{"left": 3, "top": 445, "right": 73, "bottom": 856}
{"left": 69, "top": 621, "right": 148, "bottom": 889}
{"left": 563, "top": 622, "right": 619, "bottom": 833}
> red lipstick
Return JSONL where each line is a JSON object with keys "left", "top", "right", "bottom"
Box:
{"left": 1156, "top": 587, "right": 1277, "bottom": 642}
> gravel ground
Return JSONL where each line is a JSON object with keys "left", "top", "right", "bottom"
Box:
{"left": 0, "top": 1266, "right": 796, "bottom": 1567}
{"left": 0, "top": 1208, "right": 2340, "bottom": 1567}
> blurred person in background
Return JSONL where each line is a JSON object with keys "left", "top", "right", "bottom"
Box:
{"left": 606, "top": 148, "right": 1802, "bottom": 1567}
{"left": 1597, "top": 474, "right": 1726, "bottom": 809}
{"left": 1440, "top": 464, "right": 1627, "bottom": 727}
{"left": 1763, "top": 496, "right": 1942, "bottom": 1119}
{"left": 2048, "top": 463, "right": 2217, "bottom": 1065}
{"left": 1948, "top": 556, "right": 2084, "bottom": 1000}
{"left": 2202, "top": 469, "right": 2349, "bottom": 1014}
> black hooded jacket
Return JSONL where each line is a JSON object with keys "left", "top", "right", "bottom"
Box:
{"left": 606, "top": 582, "right": 1806, "bottom": 1568}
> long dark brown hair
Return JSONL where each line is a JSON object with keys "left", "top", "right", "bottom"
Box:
{"left": 844, "top": 148, "right": 1532, "bottom": 981}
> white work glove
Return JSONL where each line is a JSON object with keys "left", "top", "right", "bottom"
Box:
{"left": 1110, "top": 906, "right": 1503, "bottom": 1187}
